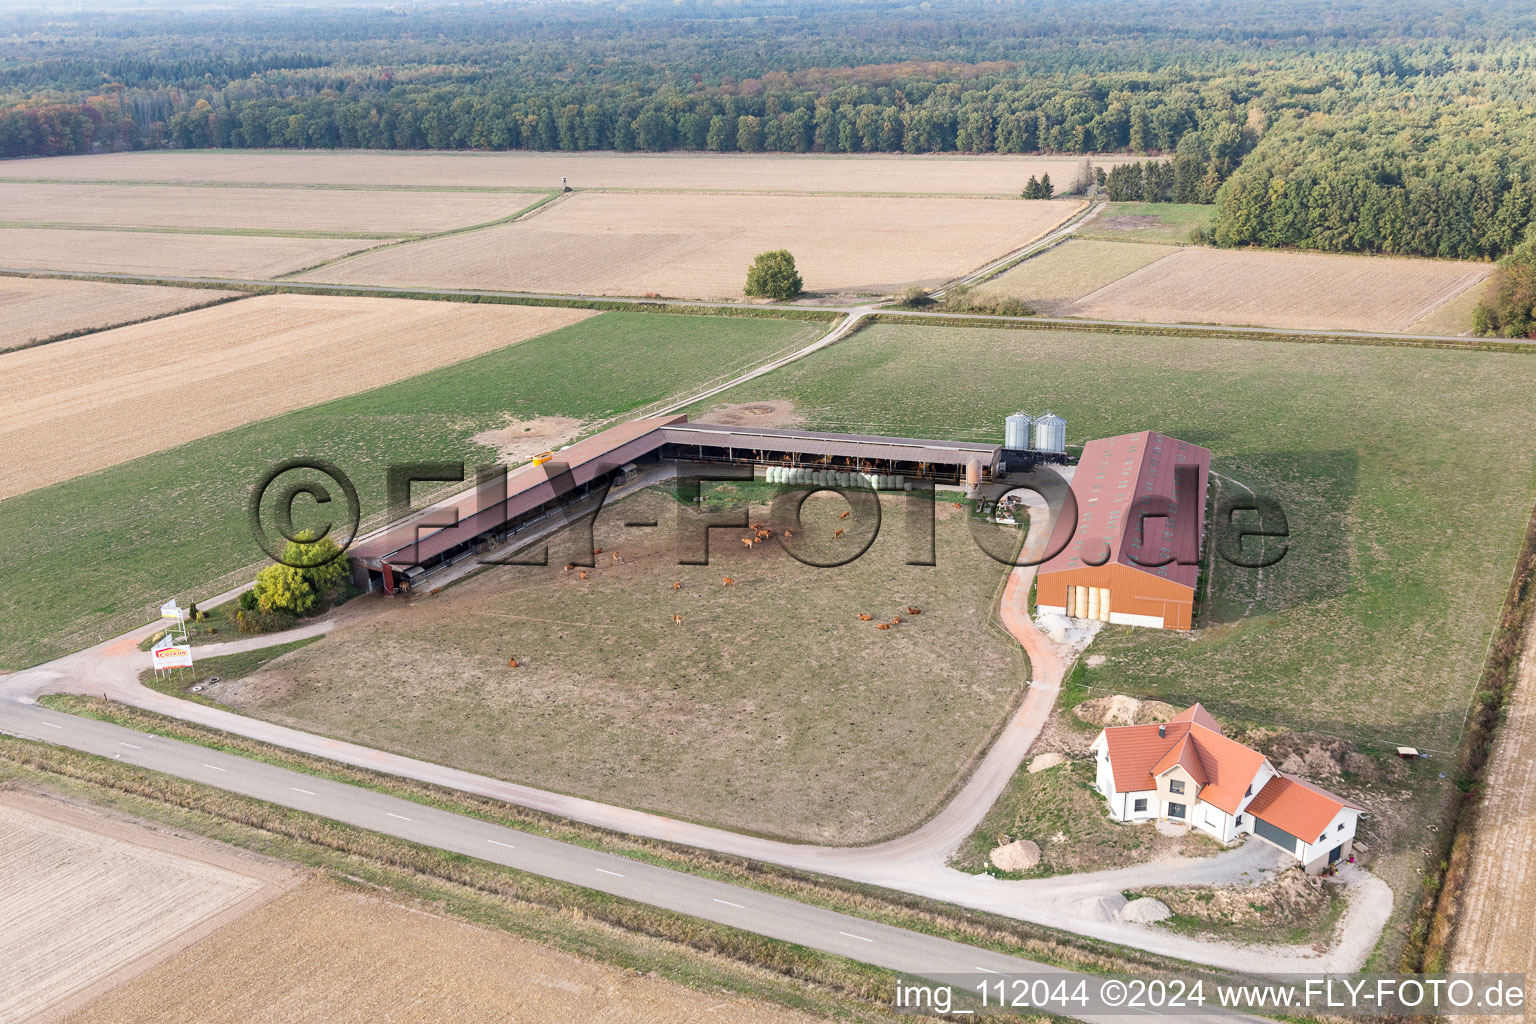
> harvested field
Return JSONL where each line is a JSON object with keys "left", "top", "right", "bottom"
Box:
{"left": 308, "top": 190, "right": 1081, "bottom": 298}
{"left": 219, "top": 487, "right": 1021, "bottom": 843}
{"left": 0, "top": 790, "right": 291, "bottom": 1024}
{"left": 1064, "top": 246, "right": 1491, "bottom": 333}
{"left": 1449, "top": 633, "right": 1536, "bottom": 1008}
{"left": 0, "top": 227, "right": 389, "bottom": 279}
{"left": 5, "top": 149, "right": 1153, "bottom": 196}
{"left": 65, "top": 878, "right": 823, "bottom": 1024}
{"left": 976, "top": 238, "right": 1179, "bottom": 312}
{"left": 0, "top": 276, "right": 233, "bottom": 352}
{"left": 0, "top": 295, "right": 596, "bottom": 500}
{"left": 0, "top": 182, "right": 537, "bottom": 236}
{"left": 1406, "top": 276, "right": 1489, "bottom": 336}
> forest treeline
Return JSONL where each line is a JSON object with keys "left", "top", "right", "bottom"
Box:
{"left": 8, "top": 0, "right": 1536, "bottom": 299}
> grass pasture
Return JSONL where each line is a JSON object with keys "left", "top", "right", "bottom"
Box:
{"left": 1, "top": 149, "right": 1152, "bottom": 196}
{"left": 684, "top": 321, "right": 1536, "bottom": 755}
{"left": 1073, "top": 202, "right": 1215, "bottom": 245}
{"left": 0, "top": 277, "right": 236, "bottom": 353}
{"left": 1066, "top": 246, "right": 1490, "bottom": 333}
{"left": 0, "top": 227, "right": 388, "bottom": 279}
{"left": 975, "top": 238, "right": 1179, "bottom": 312}
{"left": 0, "top": 312, "right": 822, "bottom": 669}
{"left": 305, "top": 191, "right": 1083, "bottom": 299}
{"left": 0, "top": 295, "right": 596, "bottom": 500}
{"left": 208, "top": 487, "right": 1022, "bottom": 843}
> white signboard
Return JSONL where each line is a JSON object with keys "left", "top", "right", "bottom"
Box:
{"left": 160, "top": 600, "right": 184, "bottom": 622}
{"left": 150, "top": 635, "right": 193, "bottom": 670}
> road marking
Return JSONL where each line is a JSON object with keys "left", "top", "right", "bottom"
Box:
{"left": 838, "top": 931, "right": 874, "bottom": 942}
{"left": 487, "top": 839, "right": 515, "bottom": 849}
{"left": 595, "top": 868, "right": 624, "bottom": 877}
{"left": 387, "top": 812, "right": 411, "bottom": 821}
{"left": 712, "top": 898, "right": 745, "bottom": 909}
{"left": 291, "top": 787, "right": 315, "bottom": 795}
{"left": 202, "top": 763, "right": 226, "bottom": 772}
{"left": 974, "top": 967, "right": 999, "bottom": 974}
{"left": 37, "top": 721, "right": 63, "bottom": 729}
{"left": 119, "top": 742, "right": 141, "bottom": 749}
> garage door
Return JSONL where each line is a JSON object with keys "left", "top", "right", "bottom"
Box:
{"left": 1253, "top": 816, "right": 1299, "bottom": 855}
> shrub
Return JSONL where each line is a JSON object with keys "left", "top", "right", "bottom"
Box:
{"left": 744, "top": 250, "right": 803, "bottom": 300}
{"left": 898, "top": 285, "right": 933, "bottom": 308}
{"left": 251, "top": 563, "right": 316, "bottom": 616}
{"left": 238, "top": 590, "right": 258, "bottom": 611}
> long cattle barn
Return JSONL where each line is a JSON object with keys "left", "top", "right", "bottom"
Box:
{"left": 1034, "top": 430, "right": 1211, "bottom": 631}
{"left": 347, "top": 414, "right": 1010, "bottom": 593}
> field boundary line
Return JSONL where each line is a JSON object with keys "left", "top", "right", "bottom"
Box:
{"left": 0, "top": 290, "right": 252, "bottom": 356}
{"left": 0, "top": 176, "right": 555, "bottom": 194}
{"left": 272, "top": 192, "right": 563, "bottom": 280}
{"left": 1, "top": 265, "right": 1527, "bottom": 351}
{"left": 0, "top": 220, "right": 401, "bottom": 240}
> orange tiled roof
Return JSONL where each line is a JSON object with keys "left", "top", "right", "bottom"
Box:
{"left": 1099, "top": 705, "right": 1267, "bottom": 814}
{"left": 1169, "top": 702, "right": 1222, "bottom": 733}
{"left": 1151, "top": 733, "right": 1208, "bottom": 785}
{"left": 1246, "top": 773, "right": 1363, "bottom": 842}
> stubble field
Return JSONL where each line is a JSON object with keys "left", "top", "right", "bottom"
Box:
{"left": 0, "top": 276, "right": 235, "bottom": 351}
{"left": 1065, "top": 246, "right": 1491, "bottom": 332}
{"left": 307, "top": 190, "right": 1082, "bottom": 298}
{"left": 0, "top": 227, "right": 390, "bottom": 279}
{"left": 215, "top": 487, "right": 1022, "bottom": 843}
{"left": 0, "top": 295, "right": 597, "bottom": 500}
{"left": 0, "top": 182, "right": 539, "bottom": 236}
{"left": 0, "top": 792, "right": 289, "bottom": 1024}
{"left": 3, "top": 149, "right": 1151, "bottom": 195}
{"left": 976, "top": 238, "right": 1179, "bottom": 311}
{"left": 65, "top": 878, "right": 824, "bottom": 1024}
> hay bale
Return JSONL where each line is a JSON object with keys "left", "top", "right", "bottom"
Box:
{"left": 989, "top": 839, "right": 1041, "bottom": 872}
{"left": 1123, "top": 897, "right": 1172, "bottom": 924}
{"left": 1028, "top": 752, "right": 1067, "bottom": 774}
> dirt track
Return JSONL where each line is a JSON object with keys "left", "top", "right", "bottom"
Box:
{"left": 1449, "top": 630, "right": 1536, "bottom": 1015}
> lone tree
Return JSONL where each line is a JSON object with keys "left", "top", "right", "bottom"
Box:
{"left": 745, "top": 249, "right": 803, "bottom": 300}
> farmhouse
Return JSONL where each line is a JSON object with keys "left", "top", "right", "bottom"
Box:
{"left": 1091, "top": 704, "right": 1363, "bottom": 873}
{"left": 1035, "top": 430, "right": 1211, "bottom": 630}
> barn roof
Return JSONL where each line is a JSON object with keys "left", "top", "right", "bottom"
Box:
{"left": 1039, "top": 430, "right": 1211, "bottom": 590}
{"left": 350, "top": 415, "right": 684, "bottom": 565}
{"left": 658, "top": 422, "right": 1001, "bottom": 468}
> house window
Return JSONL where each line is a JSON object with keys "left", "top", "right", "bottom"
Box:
{"left": 1235, "top": 814, "right": 1245, "bottom": 827}
{"left": 1245, "top": 784, "right": 1252, "bottom": 797}
{"left": 1337, "top": 823, "right": 1345, "bottom": 831}
{"left": 1169, "top": 780, "right": 1185, "bottom": 795}
{"left": 1133, "top": 798, "right": 1148, "bottom": 813}
{"left": 1318, "top": 834, "right": 1327, "bottom": 844}
{"left": 1167, "top": 802, "right": 1186, "bottom": 819}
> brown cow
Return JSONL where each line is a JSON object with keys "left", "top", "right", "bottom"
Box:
{"left": 858, "top": 613, "right": 873, "bottom": 621}
{"left": 907, "top": 606, "right": 921, "bottom": 615}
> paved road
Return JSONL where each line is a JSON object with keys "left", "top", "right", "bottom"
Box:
{"left": 0, "top": 695, "right": 1263, "bottom": 1023}
{"left": 0, "top": 265, "right": 1514, "bottom": 347}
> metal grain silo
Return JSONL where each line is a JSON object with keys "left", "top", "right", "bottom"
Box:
{"left": 1005, "top": 411, "right": 1033, "bottom": 450}
{"left": 1034, "top": 412, "right": 1066, "bottom": 454}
